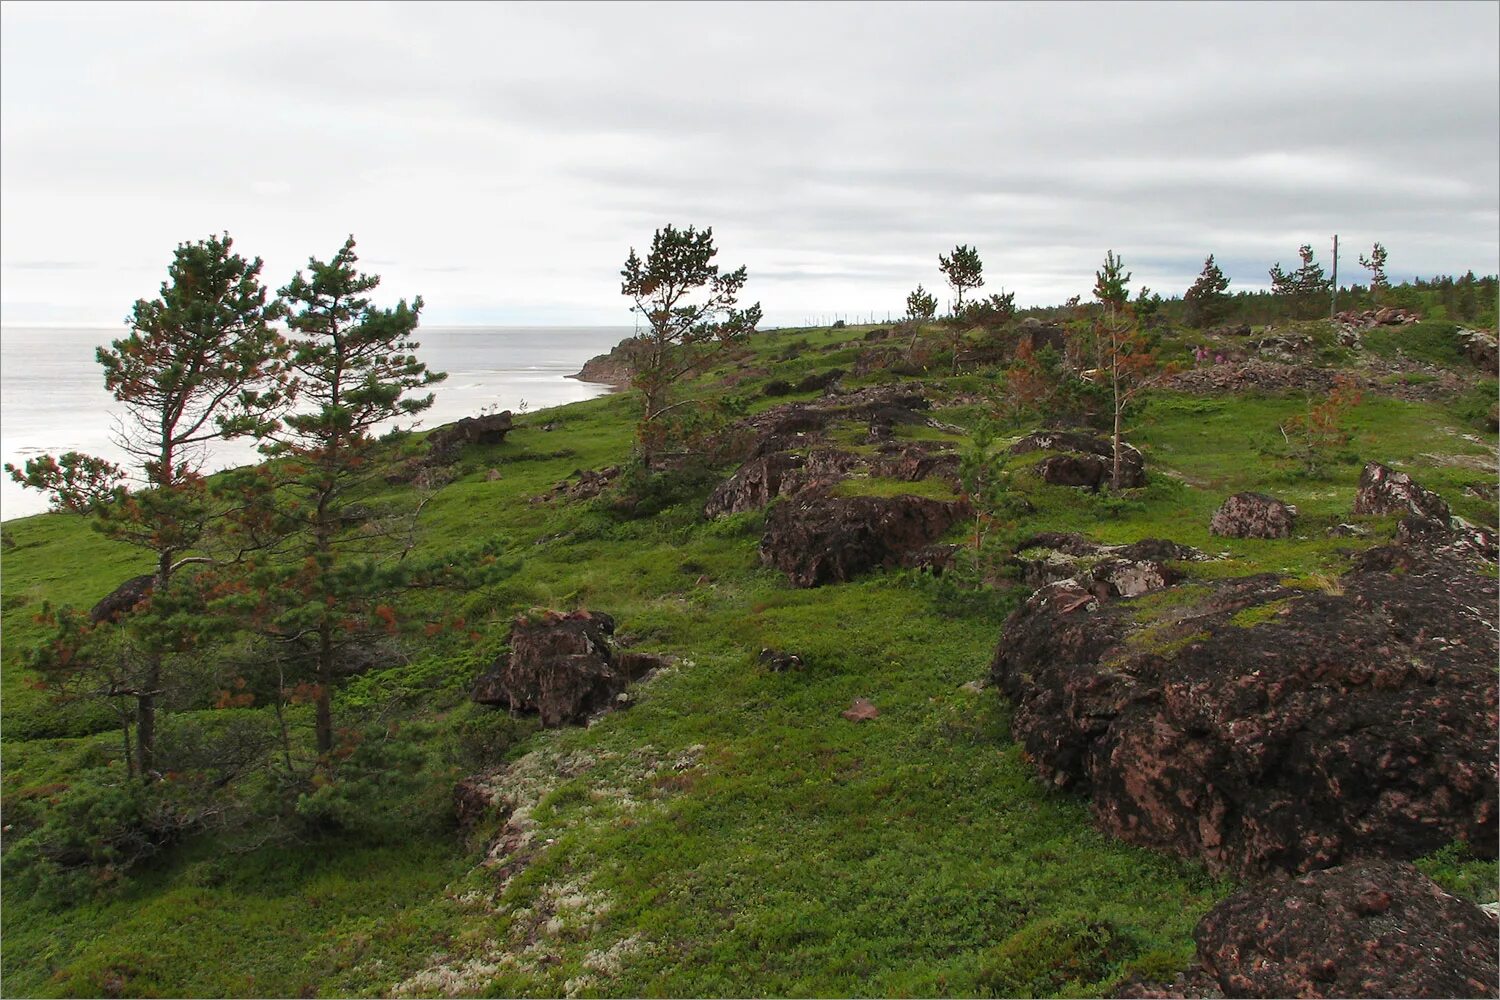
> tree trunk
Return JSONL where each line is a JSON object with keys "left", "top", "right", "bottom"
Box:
{"left": 136, "top": 661, "right": 158, "bottom": 779}
{"left": 315, "top": 621, "right": 334, "bottom": 758}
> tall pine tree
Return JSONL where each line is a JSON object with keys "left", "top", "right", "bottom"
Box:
{"left": 243, "top": 237, "right": 446, "bottom": 760}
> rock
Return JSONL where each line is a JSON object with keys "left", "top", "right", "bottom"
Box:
{"left": 1010, "top": 429, "right": 1146, "bottom": 489}
{"left": 1196, "top": 860, "right": 1498, "bottom": 999}
{"left": 1208, "top": 323, "right": 1253, "bottom": 338}
{"left": 453, "top": 775, "right": 507, "bottom": 831}
{"left": 570, "top": 337, "right": 645, "bottom": 387}
{"left": 426, "top": 411, "right": 514, "bottom": 462}
{"left": 1035, "top": 453, "right": 1111, "bottom": 490}
{"left": 760, "top": 494, "right": 967, "bottom": 587}
{"left": 1353, "top": 462, "right": 1452, "bottom": 522}
{"left": 1209, "top": 491, "right": 1299, "bottom": 539}
{"left": 991, "top": 543, "right": 1498, "bottom": 876}
{"left": 763, "top": 379, "right": 794, "bottom": 397}
{"left": 1354, "top": 463, "right": 1495, "bottom": 560}
{"left": 1457, "top": 328, "right": 1498, "bottom": 373}
{"left": 470, "top": 610, "right": 660, "bottom": 727}
{"left": 704, "top": 452, "right": 808, "bottom": 518}
{"left": 795, "top": 368, "right": 845, "bottom": 393}
{"left": 1017, "top": 317, "right": 1069, "bottom": 354}
{"left": 1326, "top": 522, "right": 1369, "bottom": 537}
{"left": 1167, "top": 361, "right": 1360, "bottom": 397}
{"left": 90, "top": 574, "right": 155, "bottom": 623}
{"left": 535, "top": 466, "right": 620, "bottom": 504}
{"left": 1335, "top": 307, "right": 1422, "bottom": 330}
{"left": 758, "top": 648, "right": 804, "bottom": 672}
{"left": 842, "top": 698, "right": 879, "bottom": 722}
{"left": 1011, "top": 534, "right": 1206, "bottom": 590}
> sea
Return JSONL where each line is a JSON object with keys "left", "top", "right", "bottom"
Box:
{"left": 0, "top": 325, "right": 632, "bottom": 521}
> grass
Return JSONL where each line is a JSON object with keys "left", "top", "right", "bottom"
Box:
{"left": 1, "top": 316, "right": 1495, "bottom": 997}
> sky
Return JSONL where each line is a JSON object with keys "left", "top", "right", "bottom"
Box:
{"left": 2, "top": 1, "right": 1497, "bottom": 328}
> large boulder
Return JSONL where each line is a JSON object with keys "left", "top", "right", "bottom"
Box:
{"left": 1010, "top": 429, "right": 1146, "bottom": 489}
{"left": 1195, "top": 860, "right": 1498, "bottom": 998}
{"left": 90, "top": 574, "right": 155, "bottom": 623}
{"left": 427, "top": 411, "right": 514, "bottom": 463}
{"left": 1209, "top": 492, "right": 1299, "bottom": 539}
{"left": 991, "top": 543, "right": 1498, "bottom": 876}
{"left": 760, "top": 494, "right": 967, "bottom": 587}
{"left": 1457, "top": 328, "right": 1498, "bottom": 373}
{"left": 471, "top": 611, "right": 664, "bottom": 727}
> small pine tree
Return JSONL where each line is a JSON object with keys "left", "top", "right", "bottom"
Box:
{"left": 1359, "top": 242, "right": 1390, "bottom": 300}
{"left": 938, "top": 245, "right": 984, "bottom": 313}
{"left": 1183, "top": 254, "right": 1232, "bottom": 328}
{"left": 620, "top": 225, "right": 761, "bottom": 466}
{"left": 1269, "top": 244, "right": 1331, "bottom": 317}
{"left": 905, "top": 284, "right": 938, "bottom": 323}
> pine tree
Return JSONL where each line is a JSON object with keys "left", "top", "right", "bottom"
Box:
{"left": 1183, "top": 254, "right": 1232, "bottom": 328}
{"left": 938, "top": 245, "right": 984, "bottom": 313}
{"left": 620, "top": 224, "right": 761, "bottom": 467}
{"left": 1359, "top": 242, "right": 1390, "bottom": 299}
{"left": 6, "top": 234, "right": 285, "bottom": 778}
{"left": 243, "top": 237, "right": 446, "bottom": 760}
{"left": 1269, "top": 244, "right": 1331, "bottom": 317}
{"left": 905, "top": 284, "right": 937, "bottom": 323}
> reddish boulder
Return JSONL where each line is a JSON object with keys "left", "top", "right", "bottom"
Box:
{"left": 1195, "top": 860, "right": 1498, "bottom": 998}
{"left": 991, "top": 543, "right": 1498, "bottom": 876}
{"left": 471, "top": 610, "right": 662, "bottom": 727}
{"left": 1209, "top": 492, "right": 1299, "bottom": 539}
{"left": 760, "top": 494, "right": 967, "bottom": 587}
{"left": 1352, "top": 462, "right": 1452, "bottom": 522}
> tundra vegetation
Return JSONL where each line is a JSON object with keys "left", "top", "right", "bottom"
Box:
{"left": 2, "top": 229, "right": 1497, "bottom": 998}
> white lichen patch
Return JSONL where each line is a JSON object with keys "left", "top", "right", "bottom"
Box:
{"left": 392, "top": 955, "right": 505, "bottom": 998}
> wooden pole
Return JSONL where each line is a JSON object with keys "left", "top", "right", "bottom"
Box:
{"left": 1330, "top": 234, "right": 1339, "bottom": 319}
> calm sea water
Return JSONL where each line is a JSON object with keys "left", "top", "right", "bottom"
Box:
{"left": 0, "top": 325, "right": 631, "bottom": 521}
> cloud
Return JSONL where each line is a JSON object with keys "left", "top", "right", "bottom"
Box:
{"left": 1, "top": 1, "right": 1495, "bottom": 327}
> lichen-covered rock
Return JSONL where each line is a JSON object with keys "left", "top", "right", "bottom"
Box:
{"left": 1010, "top": 429, "right": 1146, "bottom": 489}
{"left": 760, "top": 494, "right": 967, "bottom": 587}
{"left": 1209, "top": 492, "right": 1299, "bottom": 539}
{"left": 991, "top": 543, "right": 1498, "bottom": 876}
{"left": 1352, "top": 462, "right": 1452, "bottom": 522}
{"left": 1011, "top": 533, "right": 1206, "bottom": 590}
{"left": 1457, "top": 328, "right": 1498, "bottom": 373}
{"left": 1354, "top": 462, "right": 1497, "bottom": 560}
{"left": 471, "top": 610, "right": 661, "bottom": 727}
{"left": 90, "top": 574, "right": 155, "bottom": 623}
{"left": 1195, "top": 860, "right": 1498, "bottom": 999}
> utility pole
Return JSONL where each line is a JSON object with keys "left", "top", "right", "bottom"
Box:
{"left": 1330, "top": 234, "right": 1339, "bottom": 319}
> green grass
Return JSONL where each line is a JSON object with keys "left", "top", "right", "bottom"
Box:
{"left": 2, "top": 319, "right": 1495, "bottom": 997}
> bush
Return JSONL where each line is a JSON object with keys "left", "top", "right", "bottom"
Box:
{"left": 4, "top": 769, "right": 159, "bottom": 903}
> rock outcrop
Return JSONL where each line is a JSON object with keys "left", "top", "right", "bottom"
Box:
{"left": 534, "top": 466, "right": 620, "bottom": 505}
{"left": 1457, "top": 327, "right": 1498, "bottom": 373}
{"left": 1011, "top": 532, "right": 1206, "bottom": 592}
{"left": 760, "top": 494, "right": 967, "bottom": 587}
{"left": 1209, "top": 492, "right": 1299, "bottom": 539}
{"left": 1195, "top": 860, "right": 1498, "bottom": 999}
{"left": 570, "top": 337, "right": 644, "bottom": 387}
{"left": 991, "top": 542, "right": 1498, "bottom": 877}
{"left": 471, "top": 610, "right": 667, "bottom": 727}
{"left": 426, "top": 411, "right": 514, "bottom": 462}
{"left": 1353, "top": 462, "right": 1497, "bottom": 559}
{"left": 90, "top": 574, "right": 155, "bottom": 623}
{"left": 1009, "top": 429, "right": 1146, "bottom": 490}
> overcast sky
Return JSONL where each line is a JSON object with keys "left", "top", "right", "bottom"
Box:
{"left": 2, "top": 1, "right": 1497, "bottom": 328}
